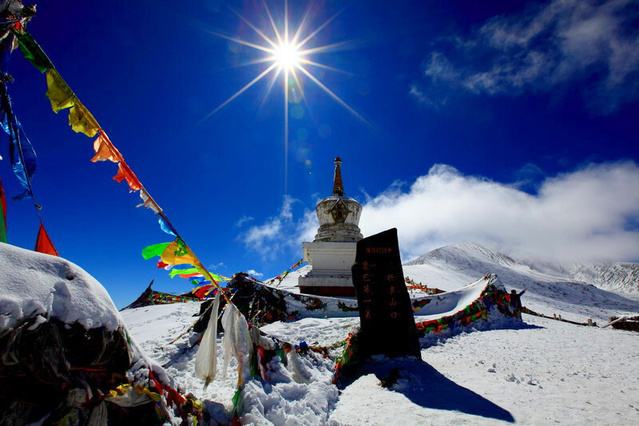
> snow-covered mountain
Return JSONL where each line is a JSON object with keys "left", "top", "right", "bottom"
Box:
{"left": 573, "top": 262, "right": 639, "bottom": 293}
{"left": 403, "top": 242, "right": 639, "bottom": 322}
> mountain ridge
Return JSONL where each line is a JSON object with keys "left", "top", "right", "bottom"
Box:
{"left": 406, "top": 242, "right": 639, "bottom": 296}
{"left": 402, "top": 242, "right": 639, "bottom": 321}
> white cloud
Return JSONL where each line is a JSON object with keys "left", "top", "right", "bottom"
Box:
{"left": 358, "top": 162, "right": 639, "bottom": 262}
{"left": 415, "top": 0, "right": 639, "bottom": 112}
{"left": 235, "top": 215, "right": 254, "bottom": 228}
{"left": 246, "top": 162, "right": 639, "bottom": 264}
{"left": 246, "top": 269, "right": 264, "bottom": 278}
{"left": 241, "top": 196, "right": 310, "bottom": 260}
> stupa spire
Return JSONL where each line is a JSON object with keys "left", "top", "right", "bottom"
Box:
{"left": 333, "top": 156, "right": 344, "bottom": 196}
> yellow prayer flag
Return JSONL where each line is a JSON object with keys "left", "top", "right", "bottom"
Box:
{"left": 160, "top": 239, "right": 198, "bottom": 267}
{"left": 68, "top": 102, "right": 100, "bottom": 137}
{"left": 45, "top": 69, "right": 75, "bottom": 112}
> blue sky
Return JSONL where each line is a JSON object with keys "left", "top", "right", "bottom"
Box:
{"left": 2, "top": 0, "right": 638, "bottom": 307}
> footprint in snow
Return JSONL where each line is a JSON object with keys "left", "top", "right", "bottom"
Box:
{"left": 506, "top": 373, "right": 520, "bottom": 384}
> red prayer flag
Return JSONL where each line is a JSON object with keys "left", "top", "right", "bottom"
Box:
{"left": 35, "top": 223, "right": 59, "bottom": 256}
{"left": 192, "top": 285, "right": 214, "bottom": 300}
{"left": 113, "top": 162, "right": 142, "bottom": 192}
{"left": 0, "top": 179, "right": 6, "bottom": 224}
{"left": 0, "top": 179, "right": 7, "bottom": 243}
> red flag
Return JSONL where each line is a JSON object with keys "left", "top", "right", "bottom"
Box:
{"left": 192, "top": 285, "right": 214, "bottom": 300}
{"left": 0, "top": 179, "right": 7, "bottom": 243}
{"left": 0, "top": 179, "right": 6, "bottom": 223}
{"left": 35, "top": 223, "right": 59, "bottom": 256}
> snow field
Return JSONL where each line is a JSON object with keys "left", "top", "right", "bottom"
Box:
{"left": 123, "top": 303, "right": 639, "bottom": 425}
{"left": 121, "top": 242, "right": 639, "bottom": 425}
{"left": 330, "top": 315, "right": 639, "bottom": 425}
{"left": 122, "top": 303, "right": 341, "bottom": 425}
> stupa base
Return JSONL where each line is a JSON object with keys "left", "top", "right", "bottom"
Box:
{"left": 298, "top": 285, "right": 356, "bottom": 297}
{"left": 298, "top": 274, "right": 356, "bottom": 298}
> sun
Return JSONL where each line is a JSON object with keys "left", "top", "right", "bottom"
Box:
{"left": 205, "top": 1, "right": 365, "bottom": 194}
{"left": 271, "top": 41, "right": 303, "bottom": 71}
{"left": 206, "top": 1, "right": 363, "bottom": 120}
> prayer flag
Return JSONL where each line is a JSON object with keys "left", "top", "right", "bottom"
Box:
{"left": 194, "top": 264, "right": 231, "bottom": 283}
{"left": 45, "top": 69, "right": 75, "bottom": 112}
{"left": 158, "top": 217, "right": 176, "bottom": 236}
{"left": 178, "top": 273, "right": 203, "bottom": 279}
{"left": 35, "top": 223, "right": 59, "bottom": 256}
{"left": 192, "top": 285, "right": 215, "bottom": 300}
{"left": 215, "top": 273, "right": 232, "bottom": 282}
{"left": 12, "top": 29, "right": 54, "bottom": 73}
{"left": 157, "top": 260, "right": 172, "bottom": 270}
{"left": 0, "top": 179, "right": 7, "bottom": 243}
{"left": 142, "top": 242, "right": 170, "bottom": 260}
{"left": 160, "top": 239, "right": 198, "bottom": 266}
{"left": 90, "top": 131, "right": 118, "bottom": 163}
{"left": 1, "top": 82, "right": 37, "bottom": 199}
{"left": 169, "top": 267, "right": 200, "bottom": 279}
{"left": 68, "top": 102, "right": 99, "bottom": 137}
{"left": 137, "top": 190, "right": 160, "bottom": 213}
{"left": 113, "top": 162, "right": 142, "bottom": 192}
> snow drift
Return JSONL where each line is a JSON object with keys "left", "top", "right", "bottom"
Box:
{"left": 0, "top": 243, "right": 201, "bottom": 424}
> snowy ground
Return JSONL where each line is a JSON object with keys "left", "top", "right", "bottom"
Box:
{"left": 123, "top": 303, "right": 639, "bottom": 425}
{"left": 7, "top": 240, "right": 638, "bottom": 424}
{"left": 120, "top": 243, "right": 639, "bottom": 425}
{"left": 121, "top": 303, "right": 236, "bottom": 423}
{"left": 330, "top": 315, "right": 639, "bottom": 425}
{"left": 122, "top": 303, "right": 340, "bottom": 424}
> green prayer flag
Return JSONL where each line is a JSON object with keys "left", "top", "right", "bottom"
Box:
{"left": 142, "top": 242, "right": 170, "bottom": 260}
{"left": 169, "top": 267, "right": 200, "bottom": 278}
{"left": 209, "top": 272, "right": 230, "bottom": 282}
{"left": 0, "top": 209, "right": 6, "bottom": 243}
{"left": 12, "top": 30, "right": 54, "bottom": 73}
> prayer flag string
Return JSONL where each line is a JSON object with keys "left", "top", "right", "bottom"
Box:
{"left": 8, "top": 24, "right": 230, "bottom": 302}
{"left": 1, "top": 12, "right": 59, "bottom": 255}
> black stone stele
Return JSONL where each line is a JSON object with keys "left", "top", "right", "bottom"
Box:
{"left": 351, "top": 228, "right": 421, "bottom": 359}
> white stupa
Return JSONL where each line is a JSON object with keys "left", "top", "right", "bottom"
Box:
{"left": 298, "top": 157, "right": 362, "bottom": 297}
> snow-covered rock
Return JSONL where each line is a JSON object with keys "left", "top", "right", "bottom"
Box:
{"left": 0, "top": 242, "right": 121, "bottom": 331}
{"left": 0, "top": 243, "right": 197, "bottom": 425}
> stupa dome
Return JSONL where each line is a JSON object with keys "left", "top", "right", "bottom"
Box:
{"left": 313, "top": 157, "right": 363, "bottom": 242}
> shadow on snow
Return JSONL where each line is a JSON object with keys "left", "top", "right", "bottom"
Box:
{"left": 341, "top": 357, "right": 515, "bottom": 423}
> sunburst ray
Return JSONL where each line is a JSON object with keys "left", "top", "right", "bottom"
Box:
{"left": 206, "top": 1, "right": 364, "bottom": 193}
{"left": 202, "top": 63, "right": 277, "bottom": 121}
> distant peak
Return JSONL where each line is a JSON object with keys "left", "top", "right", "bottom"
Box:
{"left": 406, "top": 242, "right": 516, "bottom": 267}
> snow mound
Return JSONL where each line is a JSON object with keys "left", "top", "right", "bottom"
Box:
{"left": 0, "top": 243, "right": 201, "bottom": 424}
{"left": 0, "top": 242, "right": 121, "bottom": 331}
{"left": 413, "top": 275, "right": 493, "bottom": 320}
